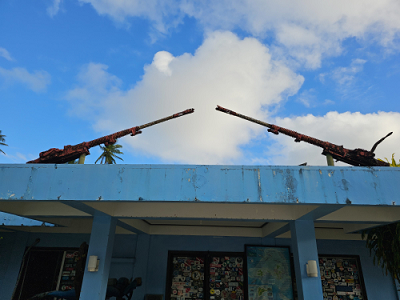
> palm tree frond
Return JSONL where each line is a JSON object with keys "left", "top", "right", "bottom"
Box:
{"left": 364, "top": 155, "right": 400, "bottom": 287}
{"left": 95, "top": 141, "right": 124, "bottom": 164}
{"left": 0, "top": 130, "right": 8, "bottom": 155}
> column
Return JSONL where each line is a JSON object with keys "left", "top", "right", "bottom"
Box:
{"left": 131, "top": 234, "right": 150, "bottom": 300}
{"left": 395, "top": 278, "right": 400, "bottom": 300}
{"left": 0, "top": 231, "right": 28, "bottom": 300}
{"left": 290, "top": 220, "right": 323, "bottom": 300}
{"left": 80, "top": 213, "right": 117, "bottom": 300}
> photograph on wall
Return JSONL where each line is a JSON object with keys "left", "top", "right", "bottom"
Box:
{"left": 246, "top": 246, "right": 294, "bottom": 300}
{"left": 208, "top": 253, "right": 245, "bottom": 300}
{"left": 319, "top": 255, "right": 367, "bottom": 300}
{"left": 166, "top": 252, "right": 207, "bottom": 300}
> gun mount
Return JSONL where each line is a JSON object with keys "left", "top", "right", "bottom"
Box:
{"left": 216, "top": 105, "right": 392, "bottom": 167}
{"left": 27, "top": 108, "right": 194, "bottom": 164}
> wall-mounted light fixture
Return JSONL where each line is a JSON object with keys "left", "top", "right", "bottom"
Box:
{"left": 306, "top": 260, "right": 318, "bottom": 277}
{"left": 88, "top": 255, "right": 99, "bottom": 272}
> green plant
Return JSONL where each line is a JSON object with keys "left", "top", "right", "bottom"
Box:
{"left": 362, "top": 223, "right": 400, "bottom": 285}
{"left": 0, "top": 130, "right": 8, "bottom": 155}
{"left": 95, "top": 142, "right": 123, "bottom": 164}
{"left": 378, "top": 153, "right": 400, "bottom": 167}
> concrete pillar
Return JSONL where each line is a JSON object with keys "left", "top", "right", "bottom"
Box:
{"left": 78, "top": 154, "right": 86, "bottom": 164}
{"left": 290, "top": 220, "right": 323, "bottom": 300}
{"left": 80, "top": 214, "right": 117, "bottom": 300}
{"left": 0, "top": 231, "right": 29, "bottom": 300}
{"left": 131, "top": 234, "right": 150, "bottom": 300}
{"left": 326, "top": 154, "right": 334, "bottom": 166}
{"left": 394, "top": 278, "right": 400, "bottom": 300}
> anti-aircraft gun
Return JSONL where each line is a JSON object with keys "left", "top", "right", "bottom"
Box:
{"left": 27, "top": 108, "right": 195, "bottom": 164}
{"left": 216, "top": 105, "right": 392, "bottom": 167}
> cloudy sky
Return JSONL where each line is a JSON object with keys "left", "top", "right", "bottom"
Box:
{"left": 1, "top": 0, "right": 400, "bottom": 166}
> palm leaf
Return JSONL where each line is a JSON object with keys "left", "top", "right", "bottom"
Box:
{"left": 379, "top": 153, "right": 400, "bottom": 167}
{"left": 95, "top": 141, "right": 124, "bottom": 164}
{"left": 0, "top": 130, "right": 8, "bottom": 155}
{"left": 363, "top": 221, "right": 400, "bottom": 287}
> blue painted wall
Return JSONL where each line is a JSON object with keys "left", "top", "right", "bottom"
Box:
{"left": 1, "top": 164, "right": 399, "bottom": 205}
{"left": 0, "top": 231, "right": 28, "bottom": 298}
{"left": 317, "top": 240, "right": 398, "bottom": 300}
{"left": 0, "top": 232, "right": 397, "bottom": 300}
{"left": 0, "top": 232, "right": 136, "bottom": 300}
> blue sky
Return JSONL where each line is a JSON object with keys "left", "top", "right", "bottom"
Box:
{"left": 1, "top": 0, "right": 400, "bottom": 166}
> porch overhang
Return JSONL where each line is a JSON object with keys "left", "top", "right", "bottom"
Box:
{"left": 0, "top": 164, "right": 399, "bottom": 239}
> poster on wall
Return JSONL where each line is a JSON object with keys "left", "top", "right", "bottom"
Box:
{"left": 319, "top": 255, "right": 367, "bottom": 300}
{"left": 166, "top": 252, "right": 207, "bottom": 300}
{"left": 208, "top": 253, "right": 245, "bottom": 300}
{"left": 166, "top": 251, "right": 246, "bottom": 300}
{"left": 246, "top": 246, "right": 294, "bottom": 300}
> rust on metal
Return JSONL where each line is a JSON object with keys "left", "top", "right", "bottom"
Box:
{"left": 28, "top": 108, "right": 195, "bottom": 164}
{"left": 216, "top": 105, "right": 391, "bottom": 167}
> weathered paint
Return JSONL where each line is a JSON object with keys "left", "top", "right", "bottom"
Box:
{"left": 0, "top": 164, "right": 399, "bottom": 205}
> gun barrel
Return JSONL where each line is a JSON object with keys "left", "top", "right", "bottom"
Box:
{"left": 27, "top": 108, "right": 195, "bottom": 164}
{"left": 87, "top": 108, "right": 195, "bottom": 148}
{"left": 216, "top": 105, "right": 327, "bottom": 148}
{"left": 138, "top": 108, "right": 195, "bottom": 130}
{"left": 216, "top": 105, "right": 274, "bottom": 127}
{"left": 216, "top": 105, "right": 390, "bottom": 167}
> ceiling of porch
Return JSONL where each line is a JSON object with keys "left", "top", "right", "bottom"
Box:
{"left": 2, "top": 200, "right": 398, "bottom": 240}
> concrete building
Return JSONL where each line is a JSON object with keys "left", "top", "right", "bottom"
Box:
{"left": 0, "top": 164, "right": 399, "bottom": 300}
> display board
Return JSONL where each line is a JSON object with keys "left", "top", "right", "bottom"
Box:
{"left": 166, "top": 252, "right": 207, "bottom": 300}
{"left": 166, "top": 251, "right": 246, "bottom": 300}
{"left": 319, "top": 255, "right": 367, "bottom": 300}
{"left": 56, "top": 250, "right": 79, "bottom": 292}
{"left": 246, "top": 246, "right": 294, "bottom": 300}
{"left": 208, "top": 253, "right": 245, "bottom": 300}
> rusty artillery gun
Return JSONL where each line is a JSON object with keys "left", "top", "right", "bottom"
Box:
{"left": 27, "top": 108, "right": 194, "bottom": 164}
{"left": 216, "top": 105, "right": 392, "bottom": 167}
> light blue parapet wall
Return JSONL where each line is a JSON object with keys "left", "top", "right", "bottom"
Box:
{"left": 0, "top": 164, "right": 399, "bottom": 205}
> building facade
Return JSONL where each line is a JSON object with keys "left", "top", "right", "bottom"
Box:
{"left": 0, "top": 164, "right": 399, "bottom": 300}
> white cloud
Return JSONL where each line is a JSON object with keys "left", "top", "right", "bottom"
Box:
{"left": 0, "top": 151, "right": 31, "bottom": 163}
{"left": 153, "top": 51, "right": 174, "bottom": 75}
{"left": 266, "top": 111, "right": 400, "bottom": 166}
{"left": 0, "top": 47, "right": 13, "bottom": 61}
{"left": 185, "top": 0, "right": 400, "bottom": 68}
{"left": 330, "top": 59, "right": 367, "bottom": 86}
{"left": 78, "top": 0, "right": 181, "bottom": 33}
{"left": 15, "top": 152, "right": 27, "bottom": 161}
{"left": 79, "top": 0, "right": 400, "bottom": 68}
{"left": 323, "top": 99, "right": 335, "bottom": 105}
{"left": 319, "top": 59, "right": 367, "bottom": 98}
{"left": 47, "top": 0, "right": 62, "bottom": 18}
{"left": 0, "top": 67, "right": 51, "bottom": 92}
{"left": 296, "top": 89, "right": 317, "bottom": 108}
{"left": 66, "top": 63, "right": 122, "bottom": 118}
{"left": 66, "top": 31, "right": 303, "bottom": 164}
